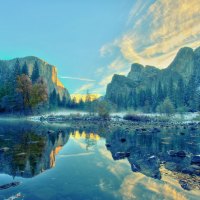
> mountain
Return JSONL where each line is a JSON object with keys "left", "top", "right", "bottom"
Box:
{"left": 0, "top": 56, "right": 70, "bottom": 101}
{"left": 105, "top": 46, "right": 200, "bottom": 111}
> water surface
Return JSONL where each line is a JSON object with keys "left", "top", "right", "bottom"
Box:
{"left": 0, "top": 120, "right": 199, "bottom": 200}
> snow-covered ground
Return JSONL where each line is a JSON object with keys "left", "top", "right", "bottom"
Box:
{"left": 28, "top": 110, "right": 88, "bottom": 121}
{"left": 28, "top": 110, "right": 200, "bottom": 123}
{"left": 111, "top": 112, "right": 199, "bottom": 120}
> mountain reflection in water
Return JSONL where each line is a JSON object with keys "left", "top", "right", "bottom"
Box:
{"left": 0, "top": 120, "right": 199, "bottom": 200}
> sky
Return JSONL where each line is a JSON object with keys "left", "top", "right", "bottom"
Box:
{"left": 0, "top": 0, "right": 200, "bottom": 95}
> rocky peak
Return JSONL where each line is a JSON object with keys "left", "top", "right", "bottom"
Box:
{"left": 194, "top": 46, "right": 200, "bottom": 56}
{"left": 131, "top": 63, "right": 144, "bottom": 72}
{"left": 127, "top": 63, "right": 159, "bottom": 84}
{"left": 168, "top": 47, "right": 195, "bottom": 80}
{"left": 127, "top": 63, "right": 144, "bottom": 83}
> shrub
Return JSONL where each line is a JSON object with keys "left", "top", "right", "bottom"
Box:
{"left": 123, "top": 114, "right": 151, "bottom": 122}
{"left": 156, "top": 97, "right": 175, "bottom": 116}
{"left": 97, "top": 101, "right": 110, "bottom": 119}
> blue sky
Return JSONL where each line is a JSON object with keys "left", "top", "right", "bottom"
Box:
{"left": 0, "top": 0, "right": 199, "bottom": 94}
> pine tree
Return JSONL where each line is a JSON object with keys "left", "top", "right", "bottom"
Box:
{"left": 61, "top": 95, "right": 67, "bottom": 108}
{"left": 176, "top": 77, "right": 185, "bottom": 107}
{"left": 50, "top": 89, "right": 57, "bottom": 107}
{"left": 57, "top": 94, "right": 62, "bottom": 107}
{"left": 22, "top": 62, "right": 29, "bottom": 76}
{"left": 168, "top": 78, "right": 175, "bottom": 105}
{"left": 13, "top": 59, "right": 21, "bottom": 89}
{"left": 78, "top": 98, "right": 84, "bottom": 110}
{"left": 186, "top": 71, "right": 198, "bottom": 111}
{"left": 13, "top": 59, "right": 21, "bottom": 76}
{"left": 145, "top": 88, "right": 153, "bottom": 111}
{"left": 157, "top": 81, "right": 164, "bottom": 103}
{"left": 31, "top": 61, "right": 40, "bottom": 83}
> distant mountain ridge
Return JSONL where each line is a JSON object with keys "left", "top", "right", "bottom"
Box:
{"left": 0, "top": 56, "right": 70, "bottom": 101}
{"left": 71, "top": 94, "right": 101, "bottom": 103}
{"left": 106, "top": 46, "right": 200, "bottom": 111}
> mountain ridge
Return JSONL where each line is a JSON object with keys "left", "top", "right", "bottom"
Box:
{"left": 105, "top": 46, "right": 200, "bottom": 111}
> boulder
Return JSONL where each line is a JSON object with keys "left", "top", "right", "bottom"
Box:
{"left": 179, "top": 180, "right": 192, "bottom": 190}
{"left": 176, "top": 150, "right": 187, "bottom": 157}
{"left": 131, "top": 163, "right": 141, "bottom": 172}
{"left": 191, "top": 155, "right": 200, "bottom": 165}
{"left": 120, "top": 138, "right": 126, "bottom": 143}
{"left": 114, "top": 152, "right": 130, "bottom": 160}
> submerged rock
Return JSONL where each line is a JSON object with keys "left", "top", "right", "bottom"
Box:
{"left": 182, "top": 166, "right": 200, "bottom": 175}
{"left": 179, "top": 180, "right": 192, "bottom": 190}
{"left": 167, "top": 150, "right": 187, "bottom": 157}
{"left": 105, "top": 143, "right": 111, "bottom": 148}
{"left": 191, "top": 155, "right": 200, "bottom": 165}
{"left": 131, "top": 163, "right": 141, "bottom": 172}
{"left": 114, "top": 152, "right": 130, "bottom": 160}
{"left": 176, "top": 150, "right": 187, "bottom": 157}
{"left": 0, "top": 182, "right": 20, "bottom": 190}
{"left": 120, "top": 138, "right": 126, "bottom": 143}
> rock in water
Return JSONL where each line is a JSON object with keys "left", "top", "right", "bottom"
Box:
{"left": 179, "top": 180, "right": 192, "bottom": 190}
{"left": 176, "top": 150, "right": 187, "bottom": 157}
{"left": 114, "top": 152, "right": 130, "bottom": 160}
{"left": 0, "top": 182, "right": 20, "bottom": 190}
{"left": 191, "top": 155, "right": 200, "bottom": 165}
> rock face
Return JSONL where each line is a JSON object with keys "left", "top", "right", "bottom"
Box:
{"left": 0, "top": 121, "right": 70, "bottom": 178}
{"left": 105, "top": 46, "right": 200, "bottom": 109}
{"left": 0, "top": 56, "right": 70, "bottom": 100}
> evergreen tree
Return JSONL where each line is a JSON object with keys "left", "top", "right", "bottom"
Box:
{"left": 129, "top": 88, "right": 137, "bottom": 110}
{"left": 146, "top": 88, "right": 153, "bottom": 106}
{"left": 50, "top": 89, "right": 57, "bottom": 107}
{"left": 71, "top": 97, "right": 77, "bottom": 108}
{"left": 176, "top": 77, "right": 185, "bottom": 107}
{"left": 168, "top": 78, "right": 175, "bottom": 105}
{"left": 157, "top": 81, "right": 164, "bottom": 103}
{"left": 85, "top": 90, "right": 92, "bottom": 114}
{"left": 61, "top": 95, "right": 67, "bottom": 108}
{"left": 22, "top": 62, "right": 29, "bottom": 76}
{"left": 57, "top": 94, "right": 62, "bottom": 107}
{"left": 186, "top": 71, "right": 198, "bottom": 111}
{"left": 31, "top": 61, "right": 40, "bottom": 83}
{"left": 12, "top": 59, "right": 21, "bottom": 89}
{"left": 137, "top": 89, "right": 146, "bottom": 107}
{"left": 78, "top": 98, "right": 84, "bottom": 110}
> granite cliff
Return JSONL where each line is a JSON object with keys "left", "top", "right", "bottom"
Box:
{"left": 0, "top": 56, "right": 70, "bottom": 101}
{"left": 106, "top": 46, "right": 200, "bottom": 111}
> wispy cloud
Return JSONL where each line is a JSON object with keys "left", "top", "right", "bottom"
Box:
{"left": 60, "top": 76, "right": 95, "bottom": 82}
{"left": 74, "top": 83, "right": 94, "bottom": 94}
{"left": 95, "top": 67, "right": 104, "bottom": 74}
{"left": 99, "top": 42, "right": 116, "bottom": 57}
{"left": 100, "top": 0, "right": 200, "bottom": 68}
{"left": 83, "top": 0, "right": 200, "bottom": 95}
